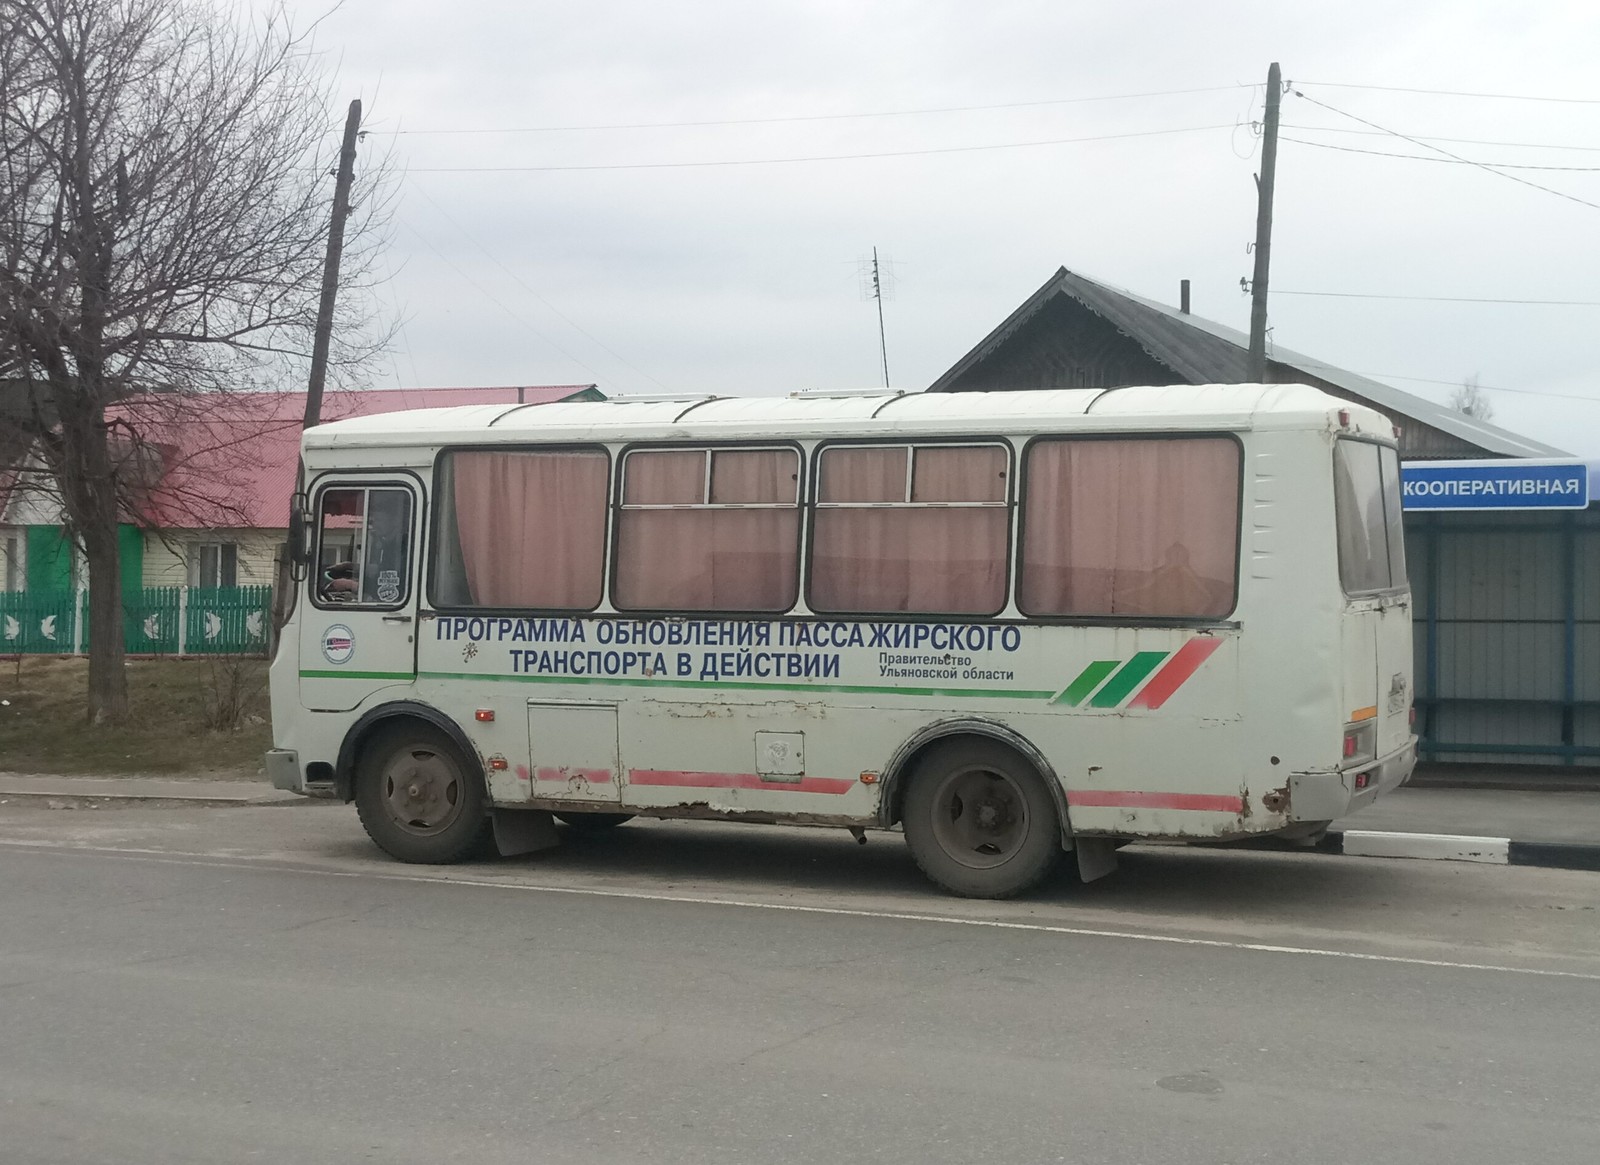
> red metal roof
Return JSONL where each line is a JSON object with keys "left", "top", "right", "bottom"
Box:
{"left": 111, "top": 386, "right": 596, "bottom": 529}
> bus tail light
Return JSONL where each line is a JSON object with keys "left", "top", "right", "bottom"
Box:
{"left": 1343, "top": 720, "right": 1375, "bottom": 766}
{"left": 475, "top": 709, "right": 495, "bottom": 722}
{"left": 1338, "top": 408, "right": 1351, "bottom": 429}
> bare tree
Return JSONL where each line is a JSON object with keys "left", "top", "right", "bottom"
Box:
{"left": 1450, "top": 374, "right": 1494, "bottom": 423}
{"left": 0, "top": 0, "right": 392, "bottom": 723}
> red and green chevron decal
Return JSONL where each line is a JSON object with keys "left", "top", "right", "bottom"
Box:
{"left": 1054, "top": 637, "right": 1223, "bottom": 709}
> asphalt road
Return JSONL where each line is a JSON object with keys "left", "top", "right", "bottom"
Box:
{"left": 1, "top": 801, "right": 1598, "bottom": 1165}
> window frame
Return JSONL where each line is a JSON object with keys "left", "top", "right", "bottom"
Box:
{"left": 803, "top": 436, "right": 1015, "bottom": 619}
{"left": 608, "top": 441, "right": 806, "bottom": 616}
{"left": 308, "top": 476, "right": 421, "bottom": 613}
{"left": 189, "top": 540, "right": 239, "bottom": 589}
{"left": 1014, "top": 431, "right": 1246, "bottom": 626}
{"left": 426, "top": 445, "right": 612, "bottom": 615}
{"left": 3, "top": 532, "right": 24, "bottom": 593}
{"left": 1333, "top": 437, "right": 1409, "bottom": 598}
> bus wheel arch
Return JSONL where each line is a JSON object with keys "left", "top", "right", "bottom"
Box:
{"left": 879, "top": 720, "right": 1072, "bottom": 846}
{"left": 346, "top": 711, "right": 493, "bottom": 864}
{"left": 896, "top": 735, "right": 1066, "bottom": 898}
{"left": 335, "top": 701, "right": 483, "bottom": 805}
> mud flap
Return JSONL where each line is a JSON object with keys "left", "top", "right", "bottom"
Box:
{"left": 1074, "top": 837, "right": 1120, "bottom": 883}
{"left": 492, "top": 808, "right": 560, "bottom": 857}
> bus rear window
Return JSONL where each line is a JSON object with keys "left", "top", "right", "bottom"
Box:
{"left": 1333, "top": 440, "right": 1407, "bottom": 594}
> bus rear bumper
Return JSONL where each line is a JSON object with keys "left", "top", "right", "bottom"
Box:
{"left": 1288, "top": 739, "right": 1416, "bottom": 823}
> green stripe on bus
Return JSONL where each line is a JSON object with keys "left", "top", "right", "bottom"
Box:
{"left": 299, "top": 670, "right": 417, "bottom": 680}
{"left": 415, "top": 670, "right": 1055, "bottom": 701}
{"left": 1055, "top": 660, "right": 1120, "bottom": 706}
{"left": 1088, "top": 651, "right": 1169, "bottom": 708}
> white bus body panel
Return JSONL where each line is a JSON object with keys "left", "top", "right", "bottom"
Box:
{"left": 268, "top": 386, "right": 1416, "bottom": 843}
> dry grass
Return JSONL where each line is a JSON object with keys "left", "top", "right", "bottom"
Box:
{"left": 0, "top": 656, "right": 271, "bottom": 776}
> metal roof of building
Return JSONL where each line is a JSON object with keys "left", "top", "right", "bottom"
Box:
{"left": 115, "top": 386, "right": 599, "bottom": 529}
{"left": 930, "top": 267, "right": 1567, "bottom": 459}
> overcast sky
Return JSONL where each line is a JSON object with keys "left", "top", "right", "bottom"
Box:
{"left": 289, "top": 0, "right": 1600, "bottom": 456}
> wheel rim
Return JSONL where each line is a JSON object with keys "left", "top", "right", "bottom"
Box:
{"left": 381, "top": 746, "right": 464, "bottom": 836}
{"left": 928, "top": 764, "right": 1030, "bottom": 870}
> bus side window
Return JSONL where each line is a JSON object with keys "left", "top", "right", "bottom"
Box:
{"left": 809, "top": 443, "right": 1010, "bottom": 616}
{"left": 315, "top": 486, "right": 413, "bottom": 607}
{"left": 1018, "top": 437, "right": 1240, "bottom": 619}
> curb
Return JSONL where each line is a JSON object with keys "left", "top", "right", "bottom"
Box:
{"left": 0, "top": 790, "right": 303, "bottom": 808}
{"left": 0, "top": 780, "right": 304, "bottom": 808}
{"left": 1325, "top": 830, "right": 1600, "bottom": 873}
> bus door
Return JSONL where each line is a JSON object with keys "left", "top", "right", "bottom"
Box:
{"left": 299, "top": 479, "right": 421, "bottom": 712}
{"left": 1334, "top": 441, "right": 1411, "bottom": 765}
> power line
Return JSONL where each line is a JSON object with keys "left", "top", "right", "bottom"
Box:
{"left": 1290, "top": 357, "right": 1600, "bottom": 404}
{"left": 1281, "top": 136, "right": 1600, "bottom": 172}
{"left": 406, "top": 184, "right": 670, "bottom": 392}
{"left": 1293, "top": 80, "right": 1600, "bottom": 105}
{"left": 1282, "top": 123, "right": 1600, "bottom": 154}
{"left": 396, "top": 219, "right": 609, "bottom": 383}
{"left": 1277, "top": 290, "right": 1600, "bottom": 306}
{"left": 404, "top": 123, "right": 1235, "bottom": 172}
{"left": 1364, "top": 373, "right": 1600, "bottom": 404}
{"left": 382, "top": 85, "right": 1252, "bottom": 135}
{"left": 1287, "top": 89, "right": 1600, "bottom": 212}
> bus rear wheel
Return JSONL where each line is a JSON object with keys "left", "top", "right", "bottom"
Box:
{"left": 355, "top": 725, "right": 492, "bottom": 864}
{"left": 902, "top": 741, "right": 1061, "bottom": 899}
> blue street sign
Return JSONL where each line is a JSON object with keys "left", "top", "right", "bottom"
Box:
{"left": 1401, "top": 459, "right": 1590, "bottom": 512}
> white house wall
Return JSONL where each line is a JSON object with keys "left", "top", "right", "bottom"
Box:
{"left": 141, "top": 528, "right": 285, "bottom": 588}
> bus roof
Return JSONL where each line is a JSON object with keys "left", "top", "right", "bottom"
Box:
{"left": 300, "top": 384, "right": 1394, "bottom": 451}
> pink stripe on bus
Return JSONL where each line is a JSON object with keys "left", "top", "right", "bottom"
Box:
{"left": 628, "top": 770, "right": 854, "bottom": 795}
{"left": 1127, "top": 637, "right": 1225, "bottom": 710}
{"left": 1068, "top": 790, "right": 1244, "bottom": 813}
{"left": 534, "top": 767, "right": 614, "bottom": 785}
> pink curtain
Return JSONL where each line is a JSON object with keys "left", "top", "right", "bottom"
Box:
{"left": 1019, "top": 438, "right": 1239, "bottom": 618}
{"left": 614, "top": 449, "right": 800, "bottom": 611}
{"left": 452, "top": 450, "right": 609, "bottom": 608}
{"left": 811, "top": 445, "right": 1008, "bottom": 614}
{"left": 623, "top": 449, "right": 703, "bottom": 504}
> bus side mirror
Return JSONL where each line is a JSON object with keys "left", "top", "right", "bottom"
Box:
{"left": 288, "top": 493, "right": 312, "bottom": 577}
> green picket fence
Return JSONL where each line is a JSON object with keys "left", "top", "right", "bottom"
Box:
{"left": 1, "top": 586, "right": 272, "bottom": 656}
{"left": 0, "top": 590, "right": 81, "bottom": 655}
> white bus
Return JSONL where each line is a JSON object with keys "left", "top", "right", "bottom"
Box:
{"left": 267, "top": 385, "right": 1416, "bottom": 898}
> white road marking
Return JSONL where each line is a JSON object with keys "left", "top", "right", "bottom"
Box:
{"left": 3, "top": 838, "right": 1598, "bottom": 982}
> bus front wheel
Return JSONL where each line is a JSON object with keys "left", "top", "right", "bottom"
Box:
{"left": 902, "top": 741, "right": 1061, "bottom": 899}
{"left": 355, "top": 725, "right": 492, "bottom": 864}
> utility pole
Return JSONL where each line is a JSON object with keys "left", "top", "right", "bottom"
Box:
{"left": 281, "top": 99, "right": 360, "bottom": 642}
{"left": 302, "top": 99, "right": 363, "bottom": 431}
{"left": 1247, "top": 62, "right": 1281, "bottom": 382}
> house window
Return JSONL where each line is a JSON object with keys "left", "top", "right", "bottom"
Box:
{"left": 2, "top": 533, "right": 21, "bottom": 592}
{"left": 190, "top": 542, "right": 239, "bottom": 589}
